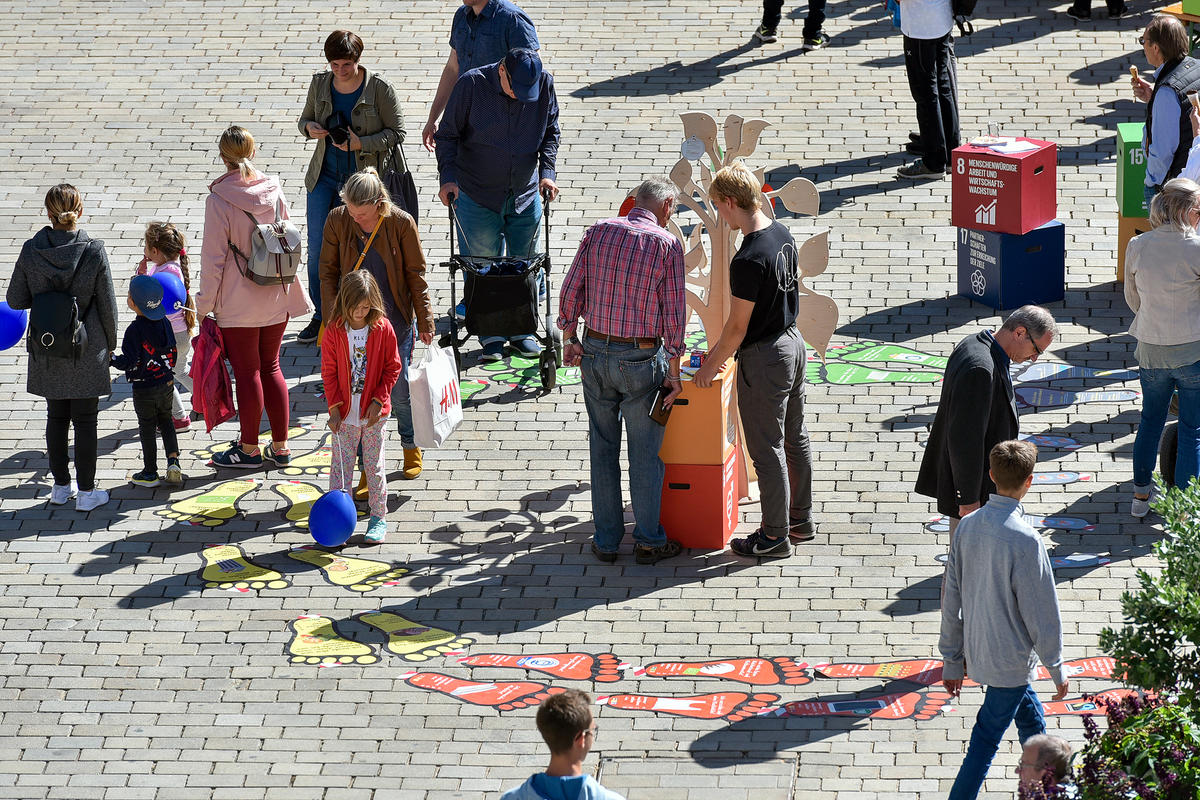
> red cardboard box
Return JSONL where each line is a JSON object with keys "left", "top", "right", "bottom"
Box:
{"left": 951, "top": 139, "right": 1056, "bottom": 235}
{"left": 660, "top": 448, "right": 739, "bottom": 550}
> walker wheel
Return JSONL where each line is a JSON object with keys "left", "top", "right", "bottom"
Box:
{"left": 539, "top": 349, "right": 557, "bottom": 390}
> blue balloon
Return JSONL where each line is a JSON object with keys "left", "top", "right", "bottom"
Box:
{"left": 154, "top": 272, "right": 187, "bottom": 314}
{"left": 0, "top": 302, "right": 28, "bottom": 351}
{"left": 309, "top": 489, "right": 357, "bottom": 547}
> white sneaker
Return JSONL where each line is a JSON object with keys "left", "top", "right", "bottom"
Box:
{"left": 76, "top": 488, "right": 110, "bottom": 512}
{"left": 1132, "top": 494, "right": 1152, "bottom": 518}
{"left": 49, "top": 481, "right": 77, "bottom": 505}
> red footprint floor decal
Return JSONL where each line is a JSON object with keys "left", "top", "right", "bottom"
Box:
{"left": 457, "top": 652, "right": 628, "bottom": 682}
{"left": 635, "top": 657, "right": 811, "bottom": 686}
{"left": 596, "top": 691, "right": 779, "bottom": 722}
{"left": 1043, "top": 689, "right": 1139, "bottom": 716}
{"left": 814, "top": 659, "right": 943, "bottom": 685}
{"left": 777, "top": 690, "right": 952, "bottom": 720}
{"left": 1052, "top": 657, "right": 1117, "bottom": 682}
{"left": 398, "top": 671, "right": 566, "bottom": 711}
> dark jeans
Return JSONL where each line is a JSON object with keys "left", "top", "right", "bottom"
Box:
{"left": 1069, "top": 0, "right": 1123, "bottom": 13}
{"left": 949, "top": 685, "right": 1046, "bottom": 800}
{"left": 904, "top": 33, "right": 960, "bottom": 172}
{"left": 762, "top": 0, "right": 826, "bottom": 37}
{"left": 133, "top": 382, "right": 179, "bottom": 473}
{"left": 46, "top": 397, "right": 99, "bottom": 492}
{"left": 306, "top": 171, "right": 344, "bottom": 321}
{"left": 737, "top": 328, "right": 814, "bottom": 538}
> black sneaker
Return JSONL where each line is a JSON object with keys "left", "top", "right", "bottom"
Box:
{"left": 897, "top": 160, "right": 946, "bottom": 180}
{"left": 131, "top": 470, "right": 161, "bottom": 487}
{"left": 1109, "top": 3, "right": 1128, "bottom": 17}
{"left": 905, "top": 141, "right": 925, "bottom": 155}
{"left": 165, "top": 458, "right": 184, "bottom": 486}
{"left": 801, "top": 32, "right": 829, "bottom": 51}
{"left": 635, "top": 538, "right": 683, "bottom": 564}
{"left": 211, "top": 441, "right": 263, "bottom": 469}
{"left": 753, "top": 24, "right": 778, "bottom": 43}
{"left": 1065, "top": 6, "right": 1091, "bottom": 19}
{"left": 730, "top": 529, "right": 792, "bottom": 558}
{"left": 296, "top": 318, "right": 321, "bottom": 344}
{"left": 263, "top": 443, "right": 291, "bottom": 466}
{"left": 591, "top": 541, "right": 618, "bottom": 563}
{"left": 909, "top": 131, "right": 921, "bottom": 144}
{"left": 788, "top": 518, "right": 816, "bottom": 543}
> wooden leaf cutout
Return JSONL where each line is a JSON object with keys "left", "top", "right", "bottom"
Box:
{"left": 770, "top": 177, "right": 820, "bottom": 216}
{"left": 760, "top": 191, "right": 776, "bottom": 220}
{"left": 670, "top": 158, "right": 694, "bottom": 195}
{"left": 684, "top": 240, "right": 707, "bottom": 273}
{"left": 723, "top": 115, "right": 744, "bottom": 164}
{"left": 795, "top": 292, "right": 839, "bottom": 362}
{"left": 797, "top": 230, "right": 830, "bottom": 278}
{"left": 734, "top": 120, "right": 771, "bottom": 159}
{"left": 680, "top": 112, "right": 720, "bottom": 165}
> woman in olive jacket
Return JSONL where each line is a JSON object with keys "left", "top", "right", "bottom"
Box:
{"left": 296, "top": 29, "right": 406, "bottom": 343}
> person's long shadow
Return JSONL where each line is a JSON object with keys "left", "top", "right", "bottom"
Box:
{"left": 834, "top": 295, "right": 990, "bottom": 342}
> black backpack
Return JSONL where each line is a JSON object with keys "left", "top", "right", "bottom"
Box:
{"left": 28, "top": 280, "right": 88, "bottom": 362}
{"left": 952, "top": 0, "right": 976, "bottom": 35}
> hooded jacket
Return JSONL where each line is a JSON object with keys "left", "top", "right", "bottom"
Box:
{"left": 111, "top": 315, "right": 176, "bottom": 389}
{"left": 7, "top": 227, "right": 118, "bottom": 399}
{"left": 196, "top": 170, "right": 313, "bottom": 328}
{"left": 320, "top": 316, "right": 401, "bottom": 421}
{"left": 189, "top": 316, "right": 235, "bottom": 433}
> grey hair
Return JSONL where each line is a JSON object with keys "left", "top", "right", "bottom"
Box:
{"left": 339, "top": 168, "right": 395, "bottom": 216}
{"left": 1024, "top": 734, "right": 1073, "bottom": 781}
{"left": 1001, "top": 305, "right": 1058, "bottom": 341}
{"left": 633, "top": 176, "right": 680, "bottom": 210}
{"left": 1150, "top": 177, "right": 1200, "bottom": 232}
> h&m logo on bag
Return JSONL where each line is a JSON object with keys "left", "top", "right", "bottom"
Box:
{"left": 439, "top": 380, "right": 460, "bottom": 415}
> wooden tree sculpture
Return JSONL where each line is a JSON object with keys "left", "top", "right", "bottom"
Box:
{"left": 667, "top": 111, "right": 839, "bottom": 360}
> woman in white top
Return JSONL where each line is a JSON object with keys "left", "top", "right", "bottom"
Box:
{"left": 1124, "top": 177, "right": 1200, "bottom": 516}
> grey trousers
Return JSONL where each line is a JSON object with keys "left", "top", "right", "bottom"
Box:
{"left": 737, "top": 327, "right": 814, "bottom": 538}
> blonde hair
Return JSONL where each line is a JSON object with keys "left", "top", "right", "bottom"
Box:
{"left": 708, "top": 161, "right": 762, "bottom": 212}
{"left": 144, "top": 221, "right": 195, "bottom": 333}
{"left": 45, "top": 184, "right": 83, "bottom": 229}
{"left": 331, "top": 269, "right": 386, "bottom": 330}
{"left": 219, "top": 125, "right": 257, "bottom": 180}
{"left": 1150, "top": 177, "right": 1200, "bottom": 232}
{"left": 339, "top": 168, "right": 395, "bottom": 216}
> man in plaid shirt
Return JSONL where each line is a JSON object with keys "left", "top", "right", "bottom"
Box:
{"left": 557, "top": 176, "right": 687, "bottom": 565}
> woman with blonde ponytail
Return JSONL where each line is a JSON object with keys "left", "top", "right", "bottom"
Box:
{"left": 7, "top": 184, "right": 118, "bottom": 511}
{"left": 197, "top": 126, "right": 312, "bottom": 468}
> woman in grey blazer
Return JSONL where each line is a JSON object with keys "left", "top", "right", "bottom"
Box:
{"left": 296, "top": 29, "right": 406, "bottom": 344}
{"left": 7, "top": 184, "right": 118, "bottom": 511}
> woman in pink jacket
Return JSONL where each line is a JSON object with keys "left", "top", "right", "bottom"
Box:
{"left": 196, "top": 125, "right": 312, "bottom": 468}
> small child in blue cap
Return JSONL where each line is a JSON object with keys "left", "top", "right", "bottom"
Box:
{"left": 111, "top": 275, "right": 183, "bottom": 486}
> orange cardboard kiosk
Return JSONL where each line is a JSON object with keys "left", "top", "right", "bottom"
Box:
{"left": 659, "top": 360, "right": 740, "bottom": 550}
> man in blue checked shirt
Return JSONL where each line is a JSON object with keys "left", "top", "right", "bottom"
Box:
{"left": 435, "top": 47, "right": 560, "bottom": 363}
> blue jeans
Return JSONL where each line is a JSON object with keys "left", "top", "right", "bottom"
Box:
{"left": 1144, "top": 182, "right": 1159, "bottom": 216}
{"left": 1133, "top": 359, "right": 1200, "bottom": 490}
{"left": 949, "top": 685, "right": 1045, "bottom": 800}
{"left": 306, "top": 171, "right": 344, "bottom": 321}
{"left": 454, "top": 190, "right": 543, "bottom": 347}
{"left": 580, "top": 338, "right": 668, "bottom": 552}
{"left": 393, "top": 320, "right": 416, "bottom": 448}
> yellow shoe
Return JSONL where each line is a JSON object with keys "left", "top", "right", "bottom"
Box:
{"left": 353, "top": 471, "right": 368, "bottom": 502}
{"left": 402, "top": 447, "right": 423, "bottom": 480}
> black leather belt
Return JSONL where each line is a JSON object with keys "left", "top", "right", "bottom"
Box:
{"left": 585, "top": 329, "right": 660, "bottom": 349}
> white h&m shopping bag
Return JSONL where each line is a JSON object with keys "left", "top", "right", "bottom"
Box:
{"left": 408, "top": 345, "right": 463, "bottom": 447}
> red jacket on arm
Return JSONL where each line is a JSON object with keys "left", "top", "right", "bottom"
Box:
{"left": 320, "top": 318, "right": 402, "bottom": 419}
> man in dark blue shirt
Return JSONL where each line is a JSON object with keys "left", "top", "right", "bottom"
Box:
{"left": 435, "top": 48, "right": 561, "bottom": 361}
{"left": 422, "top": 0, "right": 540, "bottom": 152}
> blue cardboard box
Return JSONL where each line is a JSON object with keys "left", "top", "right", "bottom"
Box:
{"left": 957, "top": 220, "right": 1065, "bottom": 310}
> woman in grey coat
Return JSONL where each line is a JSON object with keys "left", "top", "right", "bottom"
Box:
{"left": 7, "top": 184, "right": 118, "bottom": 511}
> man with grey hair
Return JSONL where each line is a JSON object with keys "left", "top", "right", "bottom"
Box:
{"left": 916, "top": 305, "right": 1058, "bottom": 539}
{"left": 1018, "top": 734, "right": 1074, "bottom": 793}
{"left": 557, "top": 177, "right": 687, "bottom": 564}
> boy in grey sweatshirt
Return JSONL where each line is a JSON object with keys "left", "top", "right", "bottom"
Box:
{"left": 939, "top": 439, "right": 1069, "bottom": 800}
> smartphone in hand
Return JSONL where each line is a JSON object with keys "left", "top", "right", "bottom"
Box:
{"left": 648, "top": 383, "right": 673, "bottom": 425}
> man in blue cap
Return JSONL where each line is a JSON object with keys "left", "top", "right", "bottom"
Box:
{"left": 435, "top": 47, "right": 560, "bottom": 362}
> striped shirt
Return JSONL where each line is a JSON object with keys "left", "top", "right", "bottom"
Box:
{"left": 556, "top": 207, "right": 686, "bottom": 358}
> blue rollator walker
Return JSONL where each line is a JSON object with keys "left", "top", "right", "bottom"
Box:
{"left": 438, "top": 190, "right": 562, "bottom": 390}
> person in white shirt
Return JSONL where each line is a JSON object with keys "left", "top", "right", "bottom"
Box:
{"left": 894, "top": 0, "right": 961, "bottom": 180}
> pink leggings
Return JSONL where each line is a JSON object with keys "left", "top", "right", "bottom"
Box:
{"left": 220, "top": 321, "right": 290, "bottom": 447}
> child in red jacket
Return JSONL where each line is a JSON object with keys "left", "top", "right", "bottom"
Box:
{"left": 320, "top": 271, "right": 402, "bottom": 543}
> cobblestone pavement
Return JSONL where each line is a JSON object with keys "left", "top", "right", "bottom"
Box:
{"left": 0, "top": 0, "right": 1161, "bottom": 797}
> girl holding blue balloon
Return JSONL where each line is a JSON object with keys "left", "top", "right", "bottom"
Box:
{"left": 138, "top": 222, "right": 195, "bottom": 431}
{"left": 320, "top": 270, "right": 401, "bottom": 544}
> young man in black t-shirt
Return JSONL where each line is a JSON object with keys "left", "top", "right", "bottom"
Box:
{"left": 694, "top": 163, "right": 815, "bottom": 559}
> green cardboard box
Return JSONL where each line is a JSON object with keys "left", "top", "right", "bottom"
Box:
{"left": 1116, "top": 122, "right": 1148, "bottom": 218}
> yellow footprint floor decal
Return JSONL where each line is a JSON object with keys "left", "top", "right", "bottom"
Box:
{"left": 287, "top": 545, "right": 409, "bottom": 593}
{"left": 156, "top": 479, "right": 258, "bottom": 527}
{"left": 189, "top": 426, "right": 313, "bottom": 464}
{"left": 356, "top": 611, "right": 475, "bottom": 662}
{"left": 272, "top": 481, "right": 366, "bottom": 530}
{"left": 277, "top": 445, "right": 332, "bottom": 478}
{"left": 199, "top": 544, "right": 290, "bottom": 592}
{"left": 285, "top": 615, "right": 379, "bottom": 666}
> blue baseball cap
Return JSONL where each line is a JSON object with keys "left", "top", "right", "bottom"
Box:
{"left": 129, "top": 274, "right": 166, "bottom": 320}
{"left": 503, "top": 48, "right": 543, "bottom": 103}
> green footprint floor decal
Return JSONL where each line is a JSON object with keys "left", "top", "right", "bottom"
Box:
{"left": 479, "top": 354, "right": 581, "bottom": 388}
{"left": 824, "top": 341, "right": 948, "bottom": 370}
{"left": 461, "top": 379, "right": 488, "bottom": 400}
{"left": 286, "top": 546, "right": 409, "bottom": 592}
{"left": 805, "top": 361, "right": 942, "bottom": 386}
{"left": 199, "top": 544, "right": 290, "bottom": 592}
{"left": 285, "top": 615, "right": 379, "bottom": 666}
